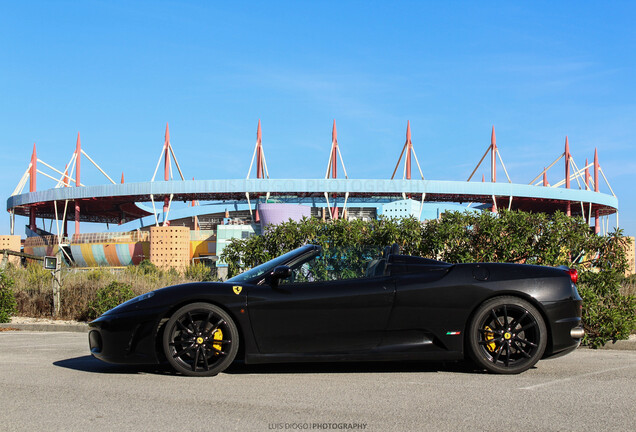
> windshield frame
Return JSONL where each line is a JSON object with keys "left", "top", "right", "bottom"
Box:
{"left": 226, "top": 244, "right": 321, "bottom": 284}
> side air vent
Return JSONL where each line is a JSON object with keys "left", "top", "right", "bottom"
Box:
{"left": 473, "top": 265, "right": 490, "bottom": 281}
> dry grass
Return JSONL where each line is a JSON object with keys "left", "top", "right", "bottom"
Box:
{"left": 4, "top": 262, "right": 218, "bottom": 321}
{"left": 621, "top": 274, "right": 636, "bottom": 296}
{"left": 10, "top": 264, "right": 629, "bottom": 321}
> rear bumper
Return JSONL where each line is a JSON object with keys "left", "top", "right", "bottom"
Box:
{"left": 88, "top": 310, "right": 162, "bottom": 365}
{"left": 542, "top": 298, "right": 583, "bottom": 357}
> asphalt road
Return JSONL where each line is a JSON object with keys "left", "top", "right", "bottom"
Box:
{"left": 0, "top": 332, "right": 634, "bottom": 432}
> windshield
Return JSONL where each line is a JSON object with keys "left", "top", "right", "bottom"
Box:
{"left": 227, "top": 245, "right": 320, "bottom": 283}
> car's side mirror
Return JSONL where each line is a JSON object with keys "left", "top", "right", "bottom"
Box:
{"left": 268, "top": 265, "right": 292, "bottom": 287}
{"left": 272, "top": 265, "right": 292, "bottom": 278}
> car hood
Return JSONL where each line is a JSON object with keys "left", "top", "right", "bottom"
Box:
{"left": 102, "top": 281, "right": 247, "bottom": 316}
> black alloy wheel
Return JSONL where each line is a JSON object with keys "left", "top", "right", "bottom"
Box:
{"left": 163, "top": 303, "right": 239, "bottom": 377}
{"left": 468, "top": 296, "right": 547, "bottom": 374}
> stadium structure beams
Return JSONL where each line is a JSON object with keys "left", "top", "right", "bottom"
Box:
{"left": 391, "top": 121, "right": 424, "bottom": 182}
{"left": 7, "top": 178, "right": 618, "bottom": 225}
{"left": 7, "top": 123, "right": 619, "bottom": 231}
{"left": 324, "top": 120, "right": 350, "bottom": 219}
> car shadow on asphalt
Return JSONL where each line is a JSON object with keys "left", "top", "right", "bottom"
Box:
{"left": 224, "top": 360, "right": 481, "bottom": 375}
{"left": 53, "top": 356, "right": 483, "bottom": 376}
{"left": 53, "top": 355, "right": 172, "bottom": 375}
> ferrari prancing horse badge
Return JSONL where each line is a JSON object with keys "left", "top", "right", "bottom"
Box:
{"left": 233, "top": 286, "right": 242, "bottom": 295}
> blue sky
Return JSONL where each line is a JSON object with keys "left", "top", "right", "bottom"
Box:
{"left": 1, "top": 1, "right": 634, "bottom": 236}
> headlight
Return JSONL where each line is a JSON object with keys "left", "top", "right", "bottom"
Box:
{"left": 104, "top": 291, "right": 156, "bottom": 315}
{"left": 133, "top": 291, "right": 155, "bottom": 302}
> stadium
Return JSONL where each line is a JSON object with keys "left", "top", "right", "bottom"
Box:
{"left": 3, "top": 121, "right": 619, "bottom": 274}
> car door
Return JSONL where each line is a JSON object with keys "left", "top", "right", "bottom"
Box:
{"left": 248, "top": 273, "right": 395, "bottom": 354}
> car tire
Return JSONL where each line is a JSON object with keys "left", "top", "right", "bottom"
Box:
{"left": 162, "top": 302, "right": 239, "bottom": 377}
{"left": 468, "top": 296, "right": 547, "bottom": 374}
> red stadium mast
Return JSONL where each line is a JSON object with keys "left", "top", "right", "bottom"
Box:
{"left": 565, "top": 136, "right": 571, "bottom": 217}
{"left": 246, "top": 119, "right": 270, "bottom": 222}
{"left": 148, "top": 123, "right": 185, "bottom": 226}
{"left": 391, "top": 121, "right": 426, "bottom": 207}
{"left": 63, "top": 164, "right": 69, "bottom": 237}
{"left": 594, "top": 148, "right": 600, "bottom": 233}
{"left": 491, "top": 126, "right": 497, "bottom": 183}
{"left": 490, "top": 127, "right": 497, "bottom": 212}
{"left": 257, "top": 120, "right": 263, "bottom": 179}
{"left": 467, "top": 125, "right": 502, "bottom": 185}
{"left": 324, "top": 120, "right": 349, "bottom": 219}
{"left": 329, "top": 120, "right": 339, "bottom": 218}
{"left": 29, "top": 144, "right": 37, "bottom": 231}
{"left": 164, "top": 124, "right": 170, "bottom": 216}
{"left": 247, "top": 120, "right": 269, "bottom": 180}
{"left": 75, "top": 132, "right": 81, "bottom": 235}
{"left": 391, "top": 121, "right": 424, "bottom": 181}
{"left": 466, "top": 126, "right": 515, "bottom": 213}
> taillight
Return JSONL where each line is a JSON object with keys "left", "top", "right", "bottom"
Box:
{"left": 564, "top": 268, "right": 578, "bottom": 284}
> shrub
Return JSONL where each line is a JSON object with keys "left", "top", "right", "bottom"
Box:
{"left": 13, "top": 290, "right": 52, "bottom": 318}
{"left": 577, "top": 234, "right": 636, "bottom": 347}
{"left": 26, "top": 262, "right": 51, "bottom": 292}
{"left": 578, "top": 285, "right": 636, "bottom": 347}
{"left": 183, "top": 262, "right": 216, "bottom": 281}
{"left": 221, "top": 211, "right": 636, "bottom": 347}
{"left": 10, "top": 262, "right": 196, "bottom": 320}
{"left": 0, "top": 270, "right": 18, "bottom": 323}
{"left": 85, "top": 281, "right": 135, "bottom": 320}
{"left": 137, "top": 259, "right": 160, "bottom": 276}
{"left": 86, "top": 268, "right": 110, "bottom": 282}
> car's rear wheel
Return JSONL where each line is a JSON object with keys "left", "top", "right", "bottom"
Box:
{"left": 163, "top": 303, "right": 239, "bottom": 377}
{"left": 468, "top": 296, "right": 546, "bottom": 374}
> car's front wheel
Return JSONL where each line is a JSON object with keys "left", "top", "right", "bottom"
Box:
{"left": 468, "top": 296, "right": 547, "bottom": 374}
{"left": 162, "top": 302, "right": 239, "bottom": 377}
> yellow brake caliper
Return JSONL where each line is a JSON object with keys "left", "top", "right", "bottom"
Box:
{"left": 212, "top": 329, "right": 223, "bottom": 353}
{"left": 484, "top": 326, "right": 496, "bottom": 352}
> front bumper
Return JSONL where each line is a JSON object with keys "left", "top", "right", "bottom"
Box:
{"left": 89, "top": 309, "right": 162, "bottom": 365}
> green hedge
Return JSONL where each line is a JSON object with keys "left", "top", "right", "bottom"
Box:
{"left": 0, "top": 270, "right": 17, "bottom": 323}
{"left": 221, "top": 210, "right": 635, "bottom": 347}
{"left": 85, "top": 281, "right": 135, "bottom": 320}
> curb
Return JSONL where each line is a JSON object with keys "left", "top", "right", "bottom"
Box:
{"left": 596, "top": 335, "right": 636, "bottom": 351}
{"left": 0, "top": 322, "right": 89, "bottom": 333}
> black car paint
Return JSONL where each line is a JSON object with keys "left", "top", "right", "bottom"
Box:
{"left": 89, "top": 246, "right": 582, "bottom": 367}
{"left": 90, "top": 283, "right": 249, "bottom": 364}
{"left": 248, "top": 274, "right": 395, "bottom": 354}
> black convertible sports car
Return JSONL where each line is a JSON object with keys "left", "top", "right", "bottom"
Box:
{"left": 89, "top": 244, "right": 584, "bottom": 376}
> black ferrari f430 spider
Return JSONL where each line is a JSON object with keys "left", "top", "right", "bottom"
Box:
{"left": 89, "top": 244, "right": 584, "bottom": 376}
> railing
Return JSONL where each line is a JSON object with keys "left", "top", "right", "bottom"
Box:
{"left": 71, "top": 231, "right": 150, "bottom": 244}
{"left": 190, "top": 230, "right": 216, "bottom": 241}
{"left": 24, "top": 230, "right": 218, "bottom": 246}
{"left": 24, "top": 231, "right": 150, "bottom": 246}
{"left": 24, "top": 235, "right": 65, "bottom": 247}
